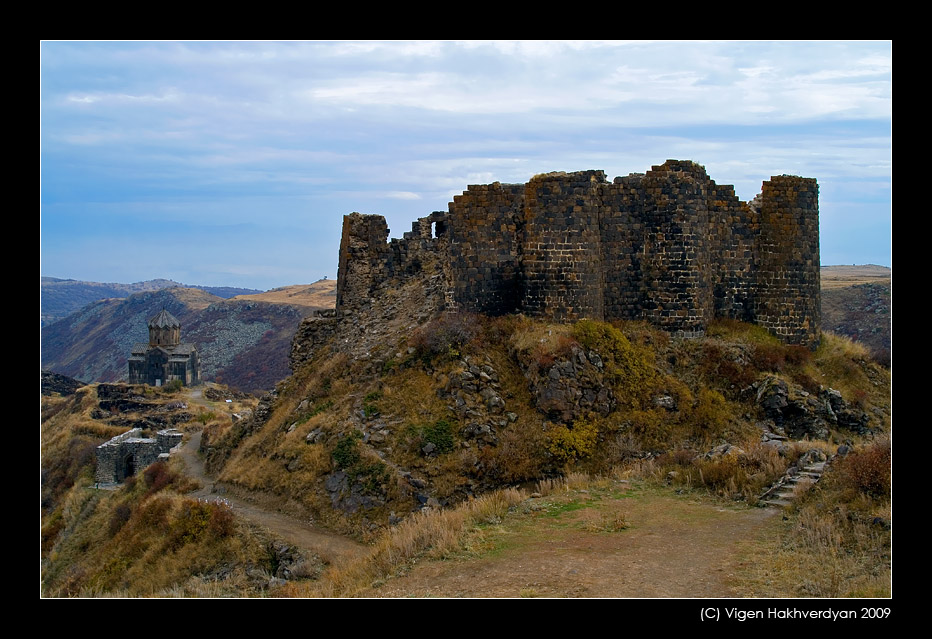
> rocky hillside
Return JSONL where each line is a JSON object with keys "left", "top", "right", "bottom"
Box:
{"left": 40, "top": 283, "right": 334, "bottom": 394}
{"left": 41, "top": 277, "right": 262, "bottom": 327}
{"left": 821, "top": 281, "right": 891, "bottom": 366}
{"left": 202, "top": 248, "right": 891, "bottom": 541}
{"left": 40, "top": 286, "right": 891, "bottom": 596}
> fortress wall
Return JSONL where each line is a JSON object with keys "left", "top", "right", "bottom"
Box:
{"left": 599, "top": 175, "right": 645, "bottom": 323}
{"left": 332, "top": 161, "right": 821, "bottom": 348}
{"left": 335, "top": 213, "right": 392, "bottom": 315}
{"left": 447, "top": 182, "right": 525, "bottom": 315}
{"left": 751, "top": 176, "right": 821, "bottom": 346}
{"left": 520, "top": 171, "right": 605, "bottom": 321}
{"left": 707, "top": 183, "right": 758, "bottom": 323}
{"left": 607, "top": 161, "right": 714, "bottom": 336}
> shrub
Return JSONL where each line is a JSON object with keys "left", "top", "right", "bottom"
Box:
{"left": 422, "top": 419, "right": 456, "bottom": 454}
{"left": 546, "top": 416, "right": 599, "bottom": 465}
{"left": 572, "top": 320, "right": 656, "bottom": 407}
{"left": 108, "top": 504, "right": 132, "bottom": 536}
{"left": 332, "top": 431, "right": 362, "bottom": 469}
{"left": 409, "top": 312, "right": 480, "bottom": 361}
{"left": 168, "top": 500, "right": 218, "bottom": 548}
{"left": 207, "top": 503, "right": 235, "bottom": 537}
{"left": 162, "top": 379, "right": 184, "bottom": 394}
{"left": 136, "top": 496, "right": 172, "bottom": 530}
{"left": 143, "top": 461, "right": 177, "bottom": 497}
{"left": 363, "top": 391, "right": 382, "bottom": 418}
{"left": 687, "top": 388, "right": 731, "bottom": 440}
{"left": 836, "top": 438, "right": 891, "bottom": 498}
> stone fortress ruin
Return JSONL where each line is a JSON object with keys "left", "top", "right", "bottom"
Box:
{"left": 95, "top": 427, "right": 183, "bottom": 485}
{"left": 333, "top": 160, "right": 821, "bottom": 348}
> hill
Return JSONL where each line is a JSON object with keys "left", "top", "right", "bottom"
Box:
{"left": 231, "top": 280, "right": 336, "bottom": 308}
{"left": 40, "top": 308, "right": 891, "bottom": 597}
{"left": 40, "top": 283, "right": 335, "bottom": 394}
{"left": 41, "top": 277, "right": 263, "bottom": 327}
{"left": 820, "top": 264, "right": 891, "bottom": 289}
{"left": 820, "top": 265, "right": 891, "bottom": 365}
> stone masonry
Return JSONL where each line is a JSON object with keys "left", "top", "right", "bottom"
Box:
{"left": 333, "top": 160, "right": 821, "bottom": 348}
{"left": 95, "top": 427, "right": 183, "bottom": 484}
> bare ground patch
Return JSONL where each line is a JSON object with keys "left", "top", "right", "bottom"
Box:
{"left": 362, "top": 482, "right": 782, "bottom": 598}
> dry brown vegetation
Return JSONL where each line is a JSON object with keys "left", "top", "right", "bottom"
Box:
{"left": 232, "top": 280, "right": 337, "bottom": 308}
{"left": 41, "top": 310, "right": 890, "bottom": 597}
{"left": 820, "top": 264, "right": 891, "bottom": 290}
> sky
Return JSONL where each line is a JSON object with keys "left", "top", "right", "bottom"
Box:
{"left": 40, "top": 40, "right": 892, "bottom": 291}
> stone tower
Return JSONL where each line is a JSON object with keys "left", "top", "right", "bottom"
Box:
{"left": 148, "top": 309, "right": 181, "bottom": 347}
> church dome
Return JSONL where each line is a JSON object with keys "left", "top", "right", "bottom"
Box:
{"left": 148, "top": 309, "right": 180, "bottom": 329}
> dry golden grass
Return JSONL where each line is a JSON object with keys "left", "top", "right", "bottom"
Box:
{"left": 232, "top": 280, "right": 337, "bottom": 308}
{"left": 820, "top": 265, "right": 891, "bottom": 290}
{"left": 509, "top": 320, "right": 575, "bottom": 359}
{"left": 285, "top": 487, "right": 527, "bottom": 598}
{"left": 165, "top": 287, "right": 221, "bottom": 309}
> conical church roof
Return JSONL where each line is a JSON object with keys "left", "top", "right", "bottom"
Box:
{"left": 148, "top": 309, "right": 180, "bottom": 329}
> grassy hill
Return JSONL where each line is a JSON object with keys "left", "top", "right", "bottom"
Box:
{"left": 40, "top": 311, "right": 891, "bottom": 597}
{"left": 39, "top": 265, "right": 891, "bottom": 598}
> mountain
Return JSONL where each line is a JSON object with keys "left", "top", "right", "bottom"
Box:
{"left": 40, "top": 281, "right": 336, "bottom": 393}
{"left": 41, "top": 277, "right": 263, "bottom": 327}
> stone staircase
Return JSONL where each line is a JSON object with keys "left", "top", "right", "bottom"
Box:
{"left": 758, "top": 454, "right": 828, "bottom": 508}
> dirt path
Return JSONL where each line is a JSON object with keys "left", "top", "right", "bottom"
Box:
{"left": 363, "top": 484, "right": 782, "bottom": 598}
{"left": 176, "top": 397, "right": 367, "bottom": 566}
{"left": 176, "top": 388, "right": 783, "bottom": 598}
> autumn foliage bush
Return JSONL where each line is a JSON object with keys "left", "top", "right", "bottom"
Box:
{"left": 835, "top": 437, "right": 891, "bottom": 498}
{"left": 409, "top": 311, "right": 480, "bottom": 361}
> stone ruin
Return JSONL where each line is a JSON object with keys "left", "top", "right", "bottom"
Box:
{"left": 293, "top": 160, "right": 821, "bottom": 368}
{"left": 95, "top": 427, "right": 183, "bottom": 485}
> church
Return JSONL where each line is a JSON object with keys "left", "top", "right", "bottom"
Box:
{"left": 128, "top": 309, "right": 200, "bottom": 386}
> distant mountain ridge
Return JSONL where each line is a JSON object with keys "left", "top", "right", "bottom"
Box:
{"left": 41, "top": 277, "right": 263, "bottom": 327}
{"left": 40, "top": 280, "right": 337, "bottom": 394}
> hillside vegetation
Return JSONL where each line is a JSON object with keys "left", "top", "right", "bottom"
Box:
{"left": 41, "top": 310, "right": 891, "bottom": 597}
{"left": 200, "top": 313, "right": 890, "bottom": 593}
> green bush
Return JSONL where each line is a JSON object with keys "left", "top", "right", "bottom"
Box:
{"left": 363, "top": 391, "right": 382, "bottom": 418}
{"left": 162, "top": 379, "right": 184, "bottom": 394}
{"left": 332, "top": 431, "right": 362, "bottom": 469}
{"left": 422, "top": 419, "right": 456, "bottom": 454}
{"left": 572, "top": 320, "right": 656, "bottom": 408}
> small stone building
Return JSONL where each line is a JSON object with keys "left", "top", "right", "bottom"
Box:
{"left": 128, "top": 309, "right": 199, "bottom": 386}
{"left": 95, "top": 427, "right": 183, "bottom": 484}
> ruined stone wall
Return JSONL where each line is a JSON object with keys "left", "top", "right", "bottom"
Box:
{"left": 332, "top": 160, "right": 821, "bottom": 347}
{"left": 707, "top": 183, "right": 757, "bottom": 323}
{"left": 751, "top": 175, "right": 821, "bottom": 345}
{"left": 521, "top": 171, "right": 605, "bottom": 321}
{"left": 447, "top": 182, "right": 525, "bottom": 316}
{"left": 96, "top": 427, "right": 182, "bottom": 484}
{"left": 599, "top": 161, "right": 714, "bottom": 337}
{"left": 335, "top": 213, "right": 392, "bottom": 316}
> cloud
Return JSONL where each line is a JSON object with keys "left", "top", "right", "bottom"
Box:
{"left": 40, "top": 40, "right": 892, "bottom": 288}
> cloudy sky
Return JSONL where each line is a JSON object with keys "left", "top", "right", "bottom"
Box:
{"left": 40, "top": 41, "right": 892, "bottom": 291}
